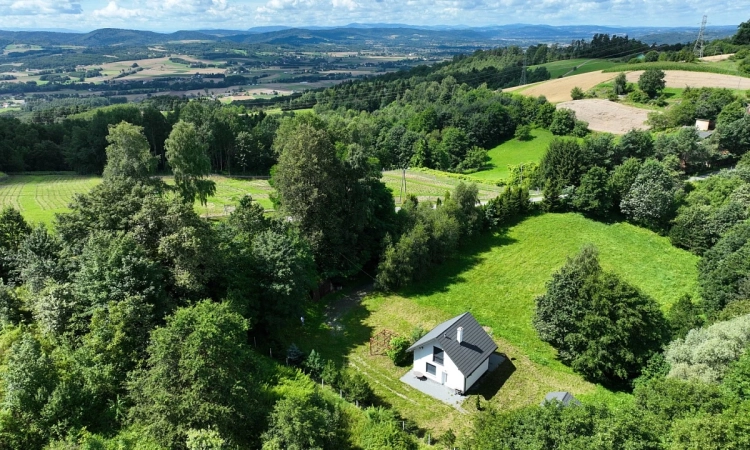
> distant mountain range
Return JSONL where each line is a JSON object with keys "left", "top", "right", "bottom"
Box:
{"left": 0, "top": 23, "right": 739, "bottom": 48}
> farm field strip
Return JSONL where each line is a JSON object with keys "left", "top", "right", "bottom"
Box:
{"left": 624, "top": 70, "right": 750, "bottom": 90}
{"left": 382, "top": 170, "right": 504, "bottom": 205}
{"left": 469, "top": 128, "right": 554, "bottom": 183}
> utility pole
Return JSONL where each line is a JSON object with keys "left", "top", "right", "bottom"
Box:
{"left": 694, "top": 15, "right": 707, "bottom": 59}
{"left": 520, "top": 49, "right": 527, "bottom": 85}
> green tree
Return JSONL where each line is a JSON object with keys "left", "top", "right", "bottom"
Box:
{"left": 538, "top": 137, "right": 589, "bottom": 187}
{"left": 568, "top": 271, "right": 668, "bottom": 382}
{"left": 165, "top": 120, "right": 216, "bottom": 206}
{"left": 732, "top": 20, "right": 750, "bottom": 45}
{"left": 620, "top": 159, "right": 676, "bottom": 229}
{"left": 698, "top": 221, "right": 750, "bottom": 313}
{"left": 668, "top": 295, "right": 704, "bottom": 340}
{"left": 610, "top": 158, "right": 642, "bottom": 207}
{"left": 617, "top": 129, "right": 654, "bottom": 162}
{"left": 638, "top": 69, "right": 666, "bottom": 98}
{"left": 261, "top": 391, "right": 345, "bottom": 450}
{"left": 0, "top": 333, "right": 58, "bottom": 449}
{"left": 718, "top": 117, "right": 750, "bottom": 158}
{"left": 0, "top": 206, "right": 31, "bottom": 279}
{"left": 533, "top": 244, "right": 601, "bottom": 362}
{"left": 571, "top": 166, "right": 612, "bottom": 217}
{"left": 549, "top": 108, "right": 577, "bottom": 136}
{"left": 613, "top": 72, "right": 628, "bottom": 95}
{"left": 128, "top": 300, "right": 263, "bottom": 449}
{"left": 723, "top": 349, "right": 750, "bottom": 400}
{"left": 102, "top": 121, "right": 156, "bottom": 180}
{"left": 534, "top": 245, "right": 667, "bottom": 383}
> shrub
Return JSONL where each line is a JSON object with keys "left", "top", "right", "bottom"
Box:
{"left": 386, "top": 336, "right": 411, "bottom": 366}
{"left": 665, "top": 313, "right": 750, "bottom": 383}
{"left": 304, "top": 349, "right": 325, "bottom": 379}
{"left": 514, "top": 124, "right": 532, "bottom": 141}
{"left": 549, "top": 108, "right": 577, "bottom": 136}
{"left": 340, "top": 369, "right": 373, "bottom": 405}
{"left": 570, "top": 86, "right": 585, "bottom": 100}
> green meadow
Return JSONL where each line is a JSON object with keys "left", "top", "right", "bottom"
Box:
{"left": 469, "top": 128, "right": 554, "bottom": 183}
{"left": 297, "top": 212, "right": 700, "bottom": 434}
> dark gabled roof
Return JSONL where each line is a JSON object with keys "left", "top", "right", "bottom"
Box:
{"left": 407, "top": 312, "right": 497, "bottom": 377}
{"left": 541, "top": 391, "right": 581, "bottom": 407}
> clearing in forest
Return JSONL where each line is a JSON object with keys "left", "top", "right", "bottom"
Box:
{"left": 556, "top": 99, "right": 650, "bottom": 134}
{"left": 298, "top": 213, "right": 699, "bottom": 434}
{"left": 469, "top": 128, "right": 554, "bottom": 183}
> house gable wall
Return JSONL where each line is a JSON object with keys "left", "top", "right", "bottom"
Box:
{"left": 413, "top": 341, "right": 465, "bottom": 392}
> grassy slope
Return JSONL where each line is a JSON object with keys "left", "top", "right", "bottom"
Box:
{"left": 382, "top": 169, "right": 504, "bottom": 205}
{"left": 298, "top": 213, "right": 699, "bottom": 435}
{"left": 0, "top": 174, "right": 273, "bottom": 224}
{"left": 469, "top": 128, "right": 554, "bottom": 183}
{"left": 534, "top": 58, "right": 619, "bottom": 79}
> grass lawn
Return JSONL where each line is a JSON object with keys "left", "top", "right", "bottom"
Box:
{"left": 0, "top": 174, "right": 273, "bottom": 224}
{"left": 469, "top": 128, "right": 554, "bottom": 183}
{"left": 533, "top": 58, "right": 619, "bottom": 79}
{"left": 295, "top": 212, "right": 699, "bottom": 435}
{"left": 382, "top": 169, "right": 504, "bottom": 206}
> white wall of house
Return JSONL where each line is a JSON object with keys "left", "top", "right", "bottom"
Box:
{"left": 464, "top": 356, "right": 489, "bottom": 391}
{"left": 412, "top": 342, "right": 464, "bottom": 391}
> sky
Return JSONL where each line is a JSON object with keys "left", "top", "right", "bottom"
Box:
{"left": 0, "top": 0, "right": 746, "bottom": 32}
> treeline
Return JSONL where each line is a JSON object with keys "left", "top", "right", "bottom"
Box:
{"left": 0, "top": 100, "right": 279, "bottom": 175}
{"left": 0, "top": 76, "right": 563, "bottom": 177}
{"left": 0, "top": 74, "right": 254, "bottom": 95}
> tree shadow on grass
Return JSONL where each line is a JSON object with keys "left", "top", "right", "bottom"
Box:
{"left": 397, "top": 216, "right": 532, "bottom": 299}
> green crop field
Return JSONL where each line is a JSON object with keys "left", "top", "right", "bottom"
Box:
{"left": 533, "top": 58, "right": 619, "bottom": 79}
{"left": 469, "top": 128, "right": 554, "bottom": 183}
{"left": 382, "top": 169, "right": 504, "bottom": 205}
{"left": 0, "top": 174, "right": 274, "bottom": 224}
{"left": 296, "top": 212, "right": 699, "bottom": 434}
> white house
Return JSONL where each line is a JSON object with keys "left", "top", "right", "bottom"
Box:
{"left": 407, "top": 312, "right": 497, "bottom": 394}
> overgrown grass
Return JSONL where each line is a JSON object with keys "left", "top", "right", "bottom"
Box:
{"left": 295, "top": 213, "right": 699, "bottom": 435}
{"left": 604, "top": 61, "right": 748, "bottom": 77}
{"left": 469, "top": 128, "right": 554, "bottom": 183}
{"left": 0, "top": 174, "right": 273, "bottom": 224}
{"left": 381, "top": 169, "right": 504, "bottom": 205}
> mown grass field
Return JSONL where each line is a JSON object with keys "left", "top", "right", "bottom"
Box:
{"left": 296, "top": 213, "right": 699, "bottom": 435}
{"left": 533, "top": 58, "right": 619, "bottom": 79}
{"left": 382, "top": 169, "right": 504, "bottom": 205}
{"left": 469, "top": 128, "right": 554, "bottom": 183}
{"left": 0, "top": 174, "right": 274, "bottom": 224}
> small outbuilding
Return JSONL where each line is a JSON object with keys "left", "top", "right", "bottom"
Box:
{"left": 541, "top": 391, "right": 581, "bottom": 407}
{"left": 407, "top": 312, "right": 497, "bottom": 394}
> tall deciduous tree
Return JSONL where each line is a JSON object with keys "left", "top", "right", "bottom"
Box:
{"left": 128, "top": 300, "right": 262, "bottom": 449}
{"left": 165, "top": 120, "right": 216, "bottom": 206}
{"left": 102, "top": 121, "right": 156, "bottom": 181}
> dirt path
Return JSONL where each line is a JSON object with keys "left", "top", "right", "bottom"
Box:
{"left": 324, "top": 284, "right": 374, "bottom": 333}
{"left": 625, "top": 70, "right": 750, "bottom": 90}
{"left": 557, "top": 99, "right": 650, "bottom": 134}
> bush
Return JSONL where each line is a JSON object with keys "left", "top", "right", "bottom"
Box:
{"left": 340, "top": 369, "right": 373, "bottom": 405}
{"left": 570, "top": 86, "right": 585, "bottom": 100}
{"left": 571, "top": 120, "right": 589, "bottom": 137}
{"left": 304, "top": 349, "right": 325, "bottom": 379}
{"left": 514, "top": 124, "right": 532, "bottom": 141}
{"left": 549, "top": 108, "right": 577, "bottom": 136}
{"left": 665, "top": 313, "right": 750, "bottom": 383}
{"left": 638, "top": 68, "right": 666, "bottom": 98}
{"left": 628, "top": 90, "right": 650, "bottom": 104}
{"left": 386, "top": 336, "right": 411, "bottom": 366}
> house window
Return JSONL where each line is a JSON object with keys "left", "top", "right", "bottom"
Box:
{"left": 426, "top": 363, "right": 436, "bottom": 375}
{"left": 433, "top": 346, "right": 444, "bottom": 365}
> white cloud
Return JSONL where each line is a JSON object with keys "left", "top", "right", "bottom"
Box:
{"left": 0, "top": 0, "right": 82, "bottom": 15}
{"left": 92, "top": 1, "right": 141, "bottom": 18}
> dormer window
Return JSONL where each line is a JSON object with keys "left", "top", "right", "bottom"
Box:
{"left": 433, "top": 346, "right": 444, "bottom": 365}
